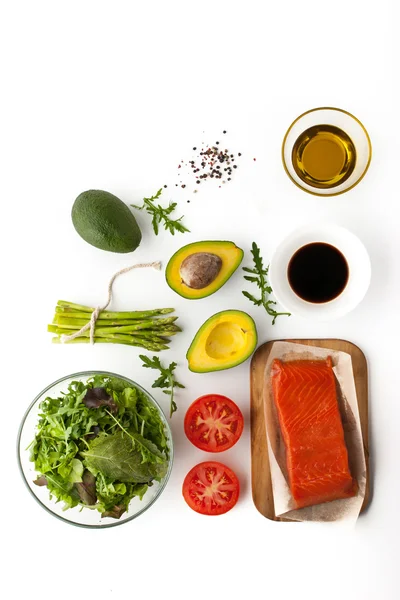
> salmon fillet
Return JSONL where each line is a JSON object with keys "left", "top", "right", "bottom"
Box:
{"left": 271, "top": 357, "right": 356, "bottom": 509}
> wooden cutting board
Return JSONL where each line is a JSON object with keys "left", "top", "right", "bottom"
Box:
{"left": 250, "top": 339, "right": 370, "bottom": 521}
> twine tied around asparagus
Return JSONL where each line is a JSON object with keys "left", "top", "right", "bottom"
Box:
{"left": 60, "top": 261, "right": 162, "bottom": 345}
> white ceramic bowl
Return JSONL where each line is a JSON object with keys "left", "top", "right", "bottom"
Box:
{"left": 269, "top": 224, "right": 371, "bottom": 320}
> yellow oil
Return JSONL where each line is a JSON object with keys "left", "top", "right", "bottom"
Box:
{"left": 291, "top": 124, "right": 356, "bottom": 189}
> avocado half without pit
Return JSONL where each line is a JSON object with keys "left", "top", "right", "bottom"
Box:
{"left": 187, "top": 310, "right": 258, "bottom": 373}
{"left": 165, "top": 241, "right": 244, "bottom": 299}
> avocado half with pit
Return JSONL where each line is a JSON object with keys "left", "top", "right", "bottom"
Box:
{"left": 187, "top": 310, "right": 257, "bottom": 373}
{"left": 165, "top": 241, "right": 244, "bottom": 299}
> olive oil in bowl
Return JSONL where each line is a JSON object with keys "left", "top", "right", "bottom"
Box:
{"left": 291, "top": 124, "right": 357, "bottom": 189}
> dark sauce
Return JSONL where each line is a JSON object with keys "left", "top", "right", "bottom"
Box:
{"left": 288, "top": 242, "right": 349, "bottom": 303}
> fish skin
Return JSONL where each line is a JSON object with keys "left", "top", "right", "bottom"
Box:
{"left": 271, "top": 357, "right": 356, "bottom": 509}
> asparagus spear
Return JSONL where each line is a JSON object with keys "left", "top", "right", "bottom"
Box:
{"left": 53, "top": 316, "right": 178, "bottom": 330}
{"left": 53, "top": 316, "right": 175, "bottom": 327}
{"left": 55, "top": 307, "right": 176, "bottom": 323}
{"left": 48, "top": 325, "right": 181, "bottom": 339}
{"left": 57, "top": 301, "right": 174, "bottom": 318}
{"left": 52, "top": 337, "right": 169, "bottom": 351}
{"left": 48, "top": 325, "right": 171, "bottom": 345}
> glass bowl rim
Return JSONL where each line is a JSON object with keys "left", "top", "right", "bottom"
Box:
{"left": 281, "top": 106, "right": 372, "bottom": 197}
{"left": 16, "top": 370, "right": 174, "bottom": 529}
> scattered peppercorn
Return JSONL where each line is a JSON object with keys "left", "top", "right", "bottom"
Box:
{"left": 174, "top": 133, "right": 242, "bottom": 191}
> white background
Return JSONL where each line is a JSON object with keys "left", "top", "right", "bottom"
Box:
{"left": 1, "top": 1, "right": 398, "bottom": 598}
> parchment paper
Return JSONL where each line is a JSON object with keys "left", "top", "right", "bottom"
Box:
{"left": 263, "top": 341, "right": 367, "bottom": 524}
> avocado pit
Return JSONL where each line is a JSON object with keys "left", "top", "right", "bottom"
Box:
{"left": 180, "top": 252, "right": 222, "bottom": 289}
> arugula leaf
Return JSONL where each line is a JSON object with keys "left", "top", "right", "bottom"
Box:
{"left": 45, "top": 473, "right": 81, "bottom": 509}
{"left": 67, "top": 458, "right": 84, "bottom": 483}
{"left": 139, "top": 355, "right": 185, "bottom": 417}
{"left": 242, "top": 242, "right": 291, "bottom": 325}
{"left": 82, "top": 432, "right": 167, "bottom": 483}
{"left": 106, "top": 376, "right": 132, "bottom": 392}
{"left": 120, "top": 387, "right": 138, "bottom": 410}
{"left": 96, "top": 475, "right": 149, "bottom": 518}
{"left": 131, "top": 188, "right": 190, "bottom": 236}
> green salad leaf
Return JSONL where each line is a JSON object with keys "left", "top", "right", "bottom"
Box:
{"left": 29, "top": 374, "right": 169, "bottom": 519}
{"left": 82, "top": 431, "right": 167, "bottom": 483}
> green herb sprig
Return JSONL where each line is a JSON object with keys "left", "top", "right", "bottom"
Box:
{"left": 131, "top": 188, "right": 190, "bottom": 235}
{"left": 242, "top": 242, "right": 291, "bottom": 325}
{"left": 139, "top": 355, "right": 185, "bottom": 417}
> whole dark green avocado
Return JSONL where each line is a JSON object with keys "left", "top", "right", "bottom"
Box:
{"left": 72, "top": 190, "right": 142, "bottom": 253}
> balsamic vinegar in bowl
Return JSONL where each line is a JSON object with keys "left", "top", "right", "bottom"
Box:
{"left": 287, "top": 242, "right": 349, "bottom": 304}
{"left": 269, "top": 224, "right": 371, "bottom": 320}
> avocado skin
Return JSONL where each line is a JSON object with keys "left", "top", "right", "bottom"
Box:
{"left": 72, "top": 190, "right": 142, "bottom": 253}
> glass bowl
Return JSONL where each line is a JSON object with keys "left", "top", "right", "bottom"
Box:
{"left": 17, "top": 371, "right": 173, "bottom": 529}
{"left": 282, "top": 107, "right": 372, "bottom": 196}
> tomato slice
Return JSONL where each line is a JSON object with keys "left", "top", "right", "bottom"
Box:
{"left": 182, "top": 461, "right": 240, "bottom": 515}
{"left": 184, "top": 394, "right": 244, "bottom": 452}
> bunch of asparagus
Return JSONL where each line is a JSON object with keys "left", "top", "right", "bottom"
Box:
{"left": 48, "top": 300, "right": 181, "bottom": 352}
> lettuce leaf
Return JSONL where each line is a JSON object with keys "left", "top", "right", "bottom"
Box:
{"left": 82, "top": 432, "right": 167, "bottom": 483}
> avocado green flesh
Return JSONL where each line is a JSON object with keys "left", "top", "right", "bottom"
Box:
{"left": 72, "top": 190, "right": 142, "bottom": 253}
